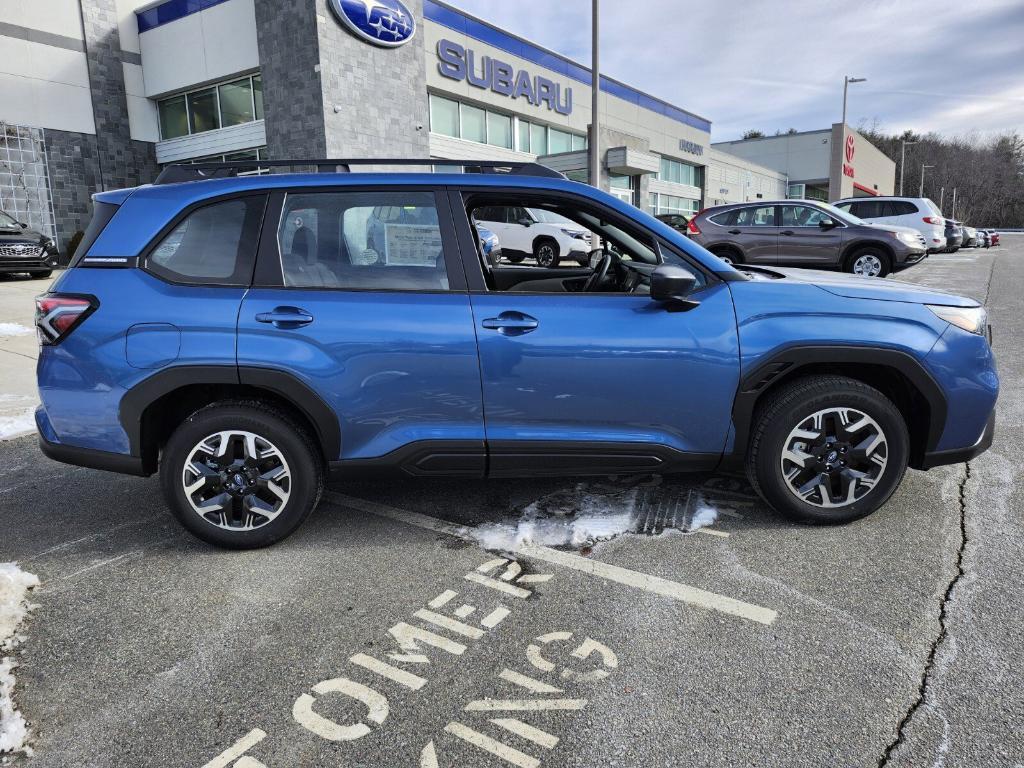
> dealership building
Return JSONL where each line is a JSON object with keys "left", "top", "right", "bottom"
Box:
{"left": 2, "top": 0, "right": 790, "bottom": 254}
{"left": 713, "top": 126, "right": 897, "bottom": 203}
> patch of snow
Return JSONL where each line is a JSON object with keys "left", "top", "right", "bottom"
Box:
{"left": 0, "top": 324, "right": 32, "bottom": 338}
{"left": 462, "top": 476, "right": 724, "bottom": 551}
{"left": 0, "top": 409, "right": 36, "bottom": 441}
{"left": 689, "top": 505, "right": 719, "bottom": 531}
{"left": 0, "top": 563, "right": 40, "bottom": 756}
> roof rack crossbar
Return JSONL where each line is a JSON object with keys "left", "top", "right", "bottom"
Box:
{"left": 153, "top": 158, "right": 567, "bottom": 185}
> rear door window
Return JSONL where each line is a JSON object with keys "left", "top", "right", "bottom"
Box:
{"left": 277, "top": 191, "right": 450, "bottom": 290}
{"left": 145, "top": 195, "right": 266, "bottom": 285}
{"left": 735, "top": 206, "right": 776, "bottom": 226}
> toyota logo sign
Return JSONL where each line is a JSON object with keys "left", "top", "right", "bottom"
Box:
{"left": 845, "top": 134, "right": 856, "bottom": 163}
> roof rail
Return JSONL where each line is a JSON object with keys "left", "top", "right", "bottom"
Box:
{"left": 153, "top": 158, "right": 567, "bottom": 185}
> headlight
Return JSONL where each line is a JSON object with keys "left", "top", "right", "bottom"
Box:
{"left": 560, "top": 228, "right": 586, "bottom": 239}
{"left": 927, "top": 304, "right": 987, "bottom": 335}
{"left": 895, "top": 231, "right": 920, "bottom": 245}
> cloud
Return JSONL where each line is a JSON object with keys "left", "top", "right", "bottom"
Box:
{"left": 441, "top": 0, "right": 1024, "bottom": 140}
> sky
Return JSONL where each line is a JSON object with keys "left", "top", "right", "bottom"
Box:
{"left": 442, "top": 0, "right": 1024, "bottom": 142}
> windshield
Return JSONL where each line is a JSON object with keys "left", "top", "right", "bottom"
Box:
{"left": 0, "top": 210, "right": 21, "bottom": 229}
{"left": 528, "top": 208, "right": 579, "bottom": 227}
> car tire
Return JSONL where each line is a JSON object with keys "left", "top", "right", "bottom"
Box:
{"left": 746, "top": 375, "right": 909, "bottom": 525}
{"left": 30, "top": 270, "right": 52, "bottom": 279}
{"left": 533, "top": 237, "right": 560, "bottom": 268}
{"left": 505, "top": 252, "right": 526, "bottom": 264}
{"left": 160, "top": 400, "right": 324, "bottom": 549}
{"left": 710, "top": 248, "right": 742, "bottom": 266}
{"left": 845, "top": 247, "right": 891, "bottom": 277}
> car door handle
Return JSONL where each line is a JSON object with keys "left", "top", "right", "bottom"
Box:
{"left": 255, "top": 306, "right": 314, "bottom": 328}
{"left": 780, "top": 230, "right": 794, "bottom": 236}
{"left": 481, "top": 311, "right": 539, "bottom": 336}
{"left": 728, "top": 229, "right": 741, "bottom": 235}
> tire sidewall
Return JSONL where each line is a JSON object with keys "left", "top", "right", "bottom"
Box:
{"left": 534, "top": 238, "right": 560, "bottom": 268}
{"left": 160, "top": 405, "right": 322, "bottom": 548}
{"left": 846, "top": 247, "right": 891, "bottom": 277}
{"left": 754, "top": 386, "right": 909, "bottom": 524}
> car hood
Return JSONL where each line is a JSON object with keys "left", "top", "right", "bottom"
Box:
{"left": 767, "top": 267, "right": 979, "bottom": 307}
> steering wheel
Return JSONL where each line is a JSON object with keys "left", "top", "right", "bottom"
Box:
{"left": 583, "top": 251, "right": 613, "bottom": 292}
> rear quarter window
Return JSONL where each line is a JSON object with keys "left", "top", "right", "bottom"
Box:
{"left": 708, "top": 210, "right": 736, "bottom": 226}
{"left": 144, "top": 195, "right": 266, "bottom": 285}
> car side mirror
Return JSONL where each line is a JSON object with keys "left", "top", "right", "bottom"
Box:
{"left": 819, "top": 218, "right": 837, "bottom": 230}
{"left": 650, "top": 265, "right": 700, "bottom": 309}
{"left": 19, "top": 222, "right": 28, "bottom": 229}
{"left": 517, "top": 218, "right": 532, "bottom": 227}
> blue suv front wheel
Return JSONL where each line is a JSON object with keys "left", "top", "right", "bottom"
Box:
{"left": 159, "top": 401, "right": 324, "bottom": 548}
{"left": 747, "top": 376, "right": 911, "bottom": 524}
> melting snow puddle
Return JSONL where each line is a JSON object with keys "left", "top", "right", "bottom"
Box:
{"left": 1, "top": 563, "right": 40, "bottom": 757}
{"left": 462, "top": 475, "right": 725, "bottom": 553}
{"left": 0, "top": 408, "right": 37, "bottom": 441}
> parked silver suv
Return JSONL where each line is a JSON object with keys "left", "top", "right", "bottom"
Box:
{"left": 688, "top": 200, "right": 927, "bottom": 277}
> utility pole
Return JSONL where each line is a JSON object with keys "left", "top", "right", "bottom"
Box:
{"left": 919, "top": 164, "right": 934, "bottom": 197}
{"left": 951, "top": 188, "right": 958, "bottom": 219}
{"left": 589, "top": 0, "right": 600, "bottom": 191}
{"left": 842, "top": 75, "right": 866, "bottom": 127}
{"left": 939, "top": 187, "right": 944, "bottom": 211}
{"left": 899, "top": 139, "right": 918, "bottom": 196}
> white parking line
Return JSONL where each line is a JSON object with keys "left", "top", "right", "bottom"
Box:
{"left": 325, "top": 492, "right": 778, "bottom": 625}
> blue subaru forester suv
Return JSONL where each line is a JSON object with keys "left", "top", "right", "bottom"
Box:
{"left": 35, "top": 160, "right": 998, "bottom": 548}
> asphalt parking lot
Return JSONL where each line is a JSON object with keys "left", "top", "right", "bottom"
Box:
{"left": 2, "top": 239, "right": 1022, "bottom": 767}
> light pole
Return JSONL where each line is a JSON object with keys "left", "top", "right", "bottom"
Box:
{"left": 842, "top": 76, "right": 866, "bottom": 127}
{"left": 919, "top": 164, "right": 934, "bottom": 197}
{"left": 899, "top": 139, "right": 918, "bottom": 196}
{"left": 589, "top": 0, "right": 600, "bottom": 191}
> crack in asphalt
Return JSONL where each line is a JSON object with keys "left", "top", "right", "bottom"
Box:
{"left": 878, "top": 251, "right": 996, "bottom": 767}
{"left": 878, "top": 462, "right": 970, "bottom": 767}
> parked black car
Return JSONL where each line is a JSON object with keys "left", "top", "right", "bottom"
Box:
{"left": 0, "top": 210, "right": 60, "bottom": 277}
{"left": 944, "top": 219, "right": 963, "bottom": 253}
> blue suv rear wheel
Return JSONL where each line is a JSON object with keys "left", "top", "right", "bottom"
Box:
{"left": 159, "top": 401, "right": 324, "bottom": 548}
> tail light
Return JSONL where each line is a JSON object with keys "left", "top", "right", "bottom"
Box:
{"left": 35, "top": 294, "right": 96, "bottom": 345}
{"left": 922, "top": 216, "right": 943, "bottom": 225}
{"left": 687, "top": 217, "right": 702, "bottom": 235}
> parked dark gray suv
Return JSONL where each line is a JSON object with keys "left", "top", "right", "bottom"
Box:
{"left": 688, "top": 200, "right": 927, "bottom": 277}
{"left": 0, "top": 209, "right": 60, "bottom": 277}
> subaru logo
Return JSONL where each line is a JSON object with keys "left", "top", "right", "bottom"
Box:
{"left": 328, "top": 0, "right": 416, "bottom": 48}
{"left": 13, "top": 244, "right": 27, "bottom": 253}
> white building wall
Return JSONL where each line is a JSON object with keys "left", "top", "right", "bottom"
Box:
{"left": 0, "top": 1, "right": 96, "bottom": 134}
{"left": 712, "top": 131, "right": 833, "bottom": 185}
{"left": 138, "top": 0, "right": 260, "bottom": 98}
{"left": 704, "top": 148, "right": 787, "bottom": 206}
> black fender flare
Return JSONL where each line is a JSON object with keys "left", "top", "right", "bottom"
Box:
{"left": 729, "top": 344, "right": 947, "bottom": 462}
{"left": 119, "top": 365, "right": 341, "bottom": 461}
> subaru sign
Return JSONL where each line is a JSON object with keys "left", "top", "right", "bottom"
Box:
{"left": 679, "top": 139, "right": 704, "bottom": 156}
{"left": 328, "top": 0, "right": 416, "bottom": 48}
{"left": 437, "top": 39, "right": 572, "bottom": 115}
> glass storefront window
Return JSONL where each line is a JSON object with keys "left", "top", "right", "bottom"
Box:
{"left": 652, "top": 193, "right": 700, "bottom": 216}
{"left": 658, "top": 156, "right": 703, "bottom": 187}
{"left": 571, "top": 134, "right": 587, "bottom": 151}
{"left": 461, "top": 104, "right": 486, "bottom": 143}
{"left": 487, "top": 111, "right": 512, "bottom": 149}
{"left": 187, "top": 87, "right": 219, "bottom": 134}
{"left": 549, "top": 128, "right": 572, "bottom": 154}
{"left": 158, "top": 94, "right": 188, "bottom": 140}
{"left": 253, "top": 75, "right": 264, "bottom": 120}
{"left": 218, "top": 78, "right": 254, "bottom": 127}
{"left": 429, "top": 95, "right": 459, "bottom": 138}
{"left": 517, "top": 120, "right": 531, "bottom": 152}
{"left": 530, "top": 123, "right": 547, "bottom": 155}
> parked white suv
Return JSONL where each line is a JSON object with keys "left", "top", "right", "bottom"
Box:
{"left": 474, "top": 205, "right": 591, "bottom": 267}
{"left": 832, "top": 196, "right": 947, "bottom": 253}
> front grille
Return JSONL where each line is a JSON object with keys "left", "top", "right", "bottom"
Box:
{"left": 0, "top": 243, "right": 44, "bottom": 260}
